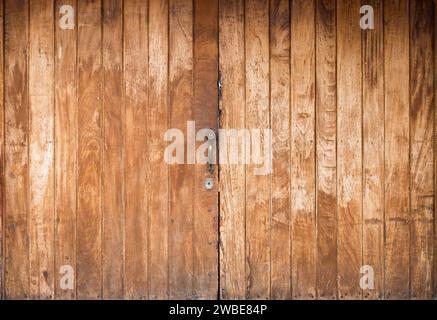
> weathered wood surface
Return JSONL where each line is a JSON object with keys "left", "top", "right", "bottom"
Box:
{"left": 0, "top": 0, "right": 435, "bottom": 300}
{"left": 384, "top": 0, "right": 410, "bottom": 299}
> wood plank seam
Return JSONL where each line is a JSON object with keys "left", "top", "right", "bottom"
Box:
{"left": 242, "top": 0, "right": 245, "bottom": 298}
{"left": 74, "top": 0, "right": 78, "bottom": 299}
{"left": 0, "top": 0, "right": 4, "bottom": 300}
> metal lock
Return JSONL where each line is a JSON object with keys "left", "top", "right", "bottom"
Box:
{"left": 207, "top": 130, "right": 216, "bottom": 174}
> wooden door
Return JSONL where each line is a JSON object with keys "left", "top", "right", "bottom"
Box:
{"left": 0, "top": 0, "right": 436, "bottom": 301}
{"left": 218, "top": 0, "right": 436, "bottom": 300}
{"left": 0, "top": 0, "right": 218, "bottom": 300}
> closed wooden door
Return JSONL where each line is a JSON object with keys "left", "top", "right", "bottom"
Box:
{"left": 219, "top": 0, "right": 436, "bottom": 300}
{"left": 1, "top": 0, "right": 219, "bottom": 300}
{"left": 0, "top": 0, "right": 436, "bottom": 301}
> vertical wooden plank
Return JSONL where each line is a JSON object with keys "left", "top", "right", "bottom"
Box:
{"left": 77, "top": 0, "right": 102, "bottom": 299}
{"left": 290, "top": 0, "right": 316, "bottom": 300}
{"left": 409, "top": 0, "right": 434, "bottom": 300}
{"left": 384, "top": 0, "right": 410, "bottom": 299}
{"left": 102, "top": 0, "right": 124, "bottom": 299}
{"left": 54, "top": 0, "right": 77, "bottom": 300}
{"left": 245, "top": 0, "right": 270, "bottom": 299}
{"left": 316, "top": 0, "right": 337, "bottom": 300}
{"left": 218, "top": 0, "right": 246, "bottom": 300}
{"left": 337, "top": 0, "right": 363, "bottom": 300}
{"left": 337, "top": 0, "right": 362, "bottom": 300}
{"left": 124, "top": 0, "right": 149, "bottom": 300}
{"left": 269, "top": 0, "right": 291, "bottom": 300}
{"left": 168, "top": 0, "right": 194, "bottom": 299}
{"left": 28, "top": 0, "right": 55, "bottom": 299}
{"left": 0, "top": 0, "right": 4, "bottom": 300}
{"left": 4, "top": 0, "right": 29, "bottom": 299}
{"left": 362, "top": 0, "right": 384, "bottom": 300}
{"left": 193, "top": 0, "right": 218, "bottom": 299}
{"left": 148, "top": 0, "right": 168, "bottom": 300}
{"left": 435, "top": 0, "right": 437, "bottom": 301}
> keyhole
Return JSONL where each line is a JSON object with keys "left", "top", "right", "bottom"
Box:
{"left": 204, "top": 178, "right": 213, "bottom": 190}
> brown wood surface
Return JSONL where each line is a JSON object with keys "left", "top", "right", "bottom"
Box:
{"left": 4, "top": 0, "right": 30, "bottom": 299}
{"left": 435, "top": 0, "right": 437, "bottom": 301}
{"left": 124, "top": 0, "right": 149, "bottom": 300}
{"left": 337, "top": 0, "right": 362, "bottom": 300}
{"left": 409, "top": 0, "right": 434, "bottom": 300}
{"left": 316, "top": 0, "right": 337, "bottom": 300}
{"left": 54, "top": 0, "right": 77, "bottom": 300}
{"left": 270, "top": 0, "right": 291, "bottom": 300}
{"left": 193, "top": 0, "right": 219, "bottom": 299}
{"left": 290, "top": 0, "right": 316, "bottom": 300}
{"left": 168, "top": 0, "right": 194, "bottom": 299}
{"left": 29, "top": 0, "right": 55, "bottom": 299}
{"left": 219, "top": 0, "right": 246, "bottom": 300}
{"left": 384, "top": 0, "right": 410, "bottom": 299}
{"left": 102, "top": 0, "right": 124, "bottom": 299}
{"left": 77, "top": 0, "right": 102, "bottom": 299}
{"left": 362, "top": 0, "right": 384, "bottom": 300}
{"left": 0, "top": 0, "right": 3, "bottom": 300}
{"left": 147, "top": 0, "right": 168, "bottom": 300}
{"left": 0, "top": 0, "right": 435, "bottom": 300}
{"left": 245, "top": 0, "right": 270, "bottom": 300}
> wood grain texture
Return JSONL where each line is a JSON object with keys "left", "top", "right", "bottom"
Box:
{"left": 384, "top": 0, "right": 410, "bottom": 299}
{"left": 77, "top": 0, "right": 102, "bottom": 299}
{"left": 269, "top": 0, "right": 291, "bottom": 300}
{"left": 102, "top": 0, "right": 124, "bottom": 299}
{"left": 337, "top": 0, "right": 362, "bottom": 300}
{"left": 193, "top": 0, "right": 219, "bottom": 299}
{"left": 147, "top": 0, "right": 168, "bottom": 300}
{"left": 54, "top": 0, "right": 77, "bottom": 300}
{"left": 0, "top": 0, "right": 4, "bottom": 300}
{"left": 168, "top": 0, "right": 194, "bottom": 299}
{"left": 218, "top": 0, "right": 246, "bottom": 300}
{"left": 245, "top": 0, "right": 270, "bottom": 300}
{"left": 4, "top": 0, "right": 30, "bottom": 299}
{"left": 409, "top": 0, "right": 434, "bottom": 300}
{"left": 316, "top": 0, "right": 337, "bottom": 300}
{"left": 0, "top": 0, "right": 436, "bottom": 301}
{"left": 290, "top": 0, "right": 316, "bottom": 300}
{"left": 124, "top": 0, "right": 149, "bottom": 300}
{"left": 28, "top": 0, "right": 55, "bottom": 299}
{"left": 362, "top": 0, "right": 384, "bottom": 300}
{"left": 435, "top": 0, "right": 437, "bottom": 301}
